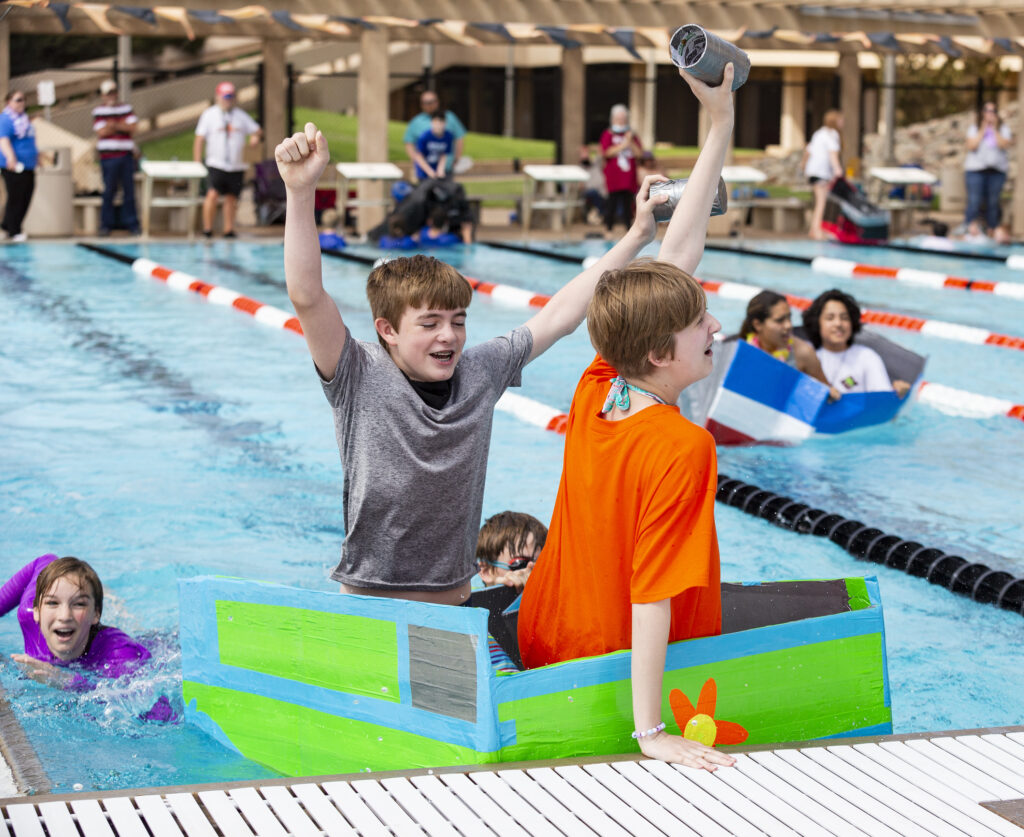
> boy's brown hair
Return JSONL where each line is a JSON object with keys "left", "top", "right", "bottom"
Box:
{"left": 366, "top": 254, "right": 472, "bottom": 349}
{"left": 33, "top": 556, "right": 103, "bottom": 617}
{"left": 477, "top": 511, "right": 547, "bottom": 565}
{"left": 587, "top": 259, "right": 706, "bottom": 378}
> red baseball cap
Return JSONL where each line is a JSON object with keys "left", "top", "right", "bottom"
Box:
{"left": 216, "top": 81, "right": 236, "bottom": 98}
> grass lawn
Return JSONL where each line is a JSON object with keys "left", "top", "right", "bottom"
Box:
{"left": 140, "top": 107, "right": 556, "bottom": 164}
{"left": 140, "top": 106, "right": 763, "bottom": 170}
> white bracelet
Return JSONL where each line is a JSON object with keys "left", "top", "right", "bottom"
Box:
{"left": 631, "top": 721, "right": 666, "bottom": 740}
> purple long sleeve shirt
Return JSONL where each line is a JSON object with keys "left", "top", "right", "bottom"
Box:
{"left": 0, "top": 555, "right": 151, "bottom": 685}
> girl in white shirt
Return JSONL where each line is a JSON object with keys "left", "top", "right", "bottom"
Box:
{"left": 803, "top": 289, "right": 911, "bottom": 397}
{"left": 801, "top": 109, "right": 843, "bottom": 241}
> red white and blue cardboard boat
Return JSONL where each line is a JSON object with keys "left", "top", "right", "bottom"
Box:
{"left": 682, "top": 330, "right": 925, "bottom": 445}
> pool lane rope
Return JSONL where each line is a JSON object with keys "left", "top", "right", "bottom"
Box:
{"left": 79, "top": 244, "right": 1024, "bottom": 616}
{"left": 482, "top": 241, "right": 1024, "bottom": 351}
{"left": 700, "top": 243, "right": 1024, "bottom": 299}
{"left": 84, "top": 244, "right": 1024, "bottom": 424}
{"left": 715, "top": 475, "right": 1024, "bottom": 618}
{"left": 81, "top": 244, "right": 302, "bottom": 335}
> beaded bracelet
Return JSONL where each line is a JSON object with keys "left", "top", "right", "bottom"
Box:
{"left": 631, "top": 722, "right": 666, "bottom": 740}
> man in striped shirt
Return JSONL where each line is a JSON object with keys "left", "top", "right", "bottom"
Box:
{"left": 92, "top": 79, "right": 140, "bottom": 236}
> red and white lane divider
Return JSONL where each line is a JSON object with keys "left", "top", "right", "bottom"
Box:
{"left": 918, "top": 382, "right": 1024, "bottom": 423}
{"left": 126, "top": 256, "right": 1023, "bottom": 429}
{"left": 810, "top": 256, "right": 1024, "bottom": 299}
{"left": 471, "top": 263, "right": 1024, "bottom": 351}
{"left": 131, "top": 258, "right": 303, "bottom": 335}
{"left": 692, "top": 278, "right": 1024, "bottom": 351}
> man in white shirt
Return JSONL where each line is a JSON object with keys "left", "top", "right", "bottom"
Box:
{"left": 193, "top": 81, "right": 262, "bottom": 238}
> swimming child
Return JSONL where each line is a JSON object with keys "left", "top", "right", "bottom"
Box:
{"left": 1, "top": 555, "right": 151, "bottom": 690}
{"left": 276, "top": 121, "right": 671, "bottom": 606}
{"left": 735, "top": 290, "right": 839, "bottom": 400}
{"left": 475, "top": 510, "right": 547, "bottom": 591}
{"left": 518, "top": 63, "right": 738, "bottom": 771}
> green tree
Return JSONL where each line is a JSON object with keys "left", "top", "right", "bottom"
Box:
{"left": 894, "top": 55, "right": 1012, "bottom": 126}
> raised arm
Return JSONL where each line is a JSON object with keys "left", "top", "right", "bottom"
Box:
{"left": 657, "top": 64, "right": 736, "bottom": 274}
{"left": 522, "top": 174, "right": 668, "bottom": 362}
{"left": 277, "top": 122, "right": 347, "bottom": 378}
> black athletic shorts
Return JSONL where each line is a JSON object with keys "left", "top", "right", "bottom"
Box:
{"left": 207, "top": 167, "right": 244, "bottom": 197}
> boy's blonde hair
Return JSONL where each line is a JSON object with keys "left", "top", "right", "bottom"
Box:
{"left": 587, "top": 259, "right": 706, "bottom": 378}
{"left": 477, "top": 511, "right": 547, "bottom": 564}
{"left": 366, "top": 255, "right": 472, "bottom": 348}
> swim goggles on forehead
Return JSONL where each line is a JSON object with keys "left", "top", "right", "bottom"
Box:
{"left": 483, "top": 555, "right": 535, "bottom": 571}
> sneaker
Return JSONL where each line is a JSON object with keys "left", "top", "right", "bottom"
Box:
{"left": 11, "top": 232, "right": 27, "bottom": 243}
{"left": 223, "top": 231, "right": 236, "bottom": 239}
{"left": 203, "top": 229, "right": 213, "bottom": 239}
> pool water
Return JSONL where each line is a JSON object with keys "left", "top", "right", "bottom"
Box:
{"left": 0, "top": 238, "right": 1021, "bottom": 795}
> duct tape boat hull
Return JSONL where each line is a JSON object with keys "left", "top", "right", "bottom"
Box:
{"left": 179, "top": 575, "right": 891, "bottom": 777}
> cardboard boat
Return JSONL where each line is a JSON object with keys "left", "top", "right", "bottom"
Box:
{"left": 179, "top": 575, "right": 891, "bottom": 777}
{"left": 681, "top": 331, "right": 926, "bottom": 445}
{"left": 822, "top": 177, "right": 890, "bottom": 244}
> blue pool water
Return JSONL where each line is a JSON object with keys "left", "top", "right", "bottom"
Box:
{"left": 0, "top": 238, "right": 1021, "bottom": 794}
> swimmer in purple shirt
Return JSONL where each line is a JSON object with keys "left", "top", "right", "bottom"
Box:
{"left": 0, "top": 554, "right": 150, "bottom": 691}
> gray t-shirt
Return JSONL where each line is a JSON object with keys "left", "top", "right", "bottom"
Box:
{"left": 322, "top": 325, "right": 534, "bottom": 590}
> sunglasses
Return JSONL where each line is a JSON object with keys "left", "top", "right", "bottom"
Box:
{"left": 484, "top": 555, "right": 536, "bottom": 572}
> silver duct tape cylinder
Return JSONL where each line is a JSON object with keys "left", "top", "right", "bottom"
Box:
{"left": 669, "top": 24, "right": 750, "bottom": 91}
{"left": 650, "top": 176, "right": 729, "bottom": 222}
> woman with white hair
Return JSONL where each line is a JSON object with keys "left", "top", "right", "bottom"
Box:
{"left": 600, "top": 103, "right": 643, "bottom": 231}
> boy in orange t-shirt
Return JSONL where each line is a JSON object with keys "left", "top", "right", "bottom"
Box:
{"left": 518, "top": 65, "right": 737, "bottom": 773}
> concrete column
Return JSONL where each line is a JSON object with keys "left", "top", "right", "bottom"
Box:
{"left": 863, "top": 85, "right": 878, "bottom": 136}
{"left": 0, "top": 21, "right": 9, "bottom": 104}
{"left": 262, "top": 39, "right": 288, "bottom": 156}
{"left": 503, "top": 46, "right": 515, "bottom": 138}
{"left": 561, "top": 47, "right": 585, "bottom": 163}
{"left": 780, "top": 66, "right": 806, "bottom": 153}
{"left": 645, "top": 51, "right": 657, "bottom": 148}
{"left": 117, "top": 35, "right": 132, "bottom": 101}
{"left": 357, "top": 27, "right": 390, "bottom": 233}
{"left": 839, "top": 53, "right": 862, "bottom": 175}
{"left": 1013, "top": 70, "right": 1024, "bottom": 236}
{"left": 881, "top": 53, "right": 897, "bottom": 164}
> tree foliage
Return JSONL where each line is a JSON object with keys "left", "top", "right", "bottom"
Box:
{"left": 893, "top": 55, "right": 1013, "bottom": 126}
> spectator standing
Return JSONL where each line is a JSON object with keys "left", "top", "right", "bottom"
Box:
{"left": 92, "top": 79, "right": 140, "bottom": 236}
{"left": 802, "top": 109, "right": 843, "bottom": 241}
{"left": 403, "top": 90, "right": 466, "bottom": 180}
{"left": 194, "top": 81, "right": 262, "bottom": 238}
{"left": 964, "top": 101, "right": 1011, "bottom": 235}
{"left": 0, "top": 90, "right": 38, "bottom": 242}
{"left": 600, "top": 104, "right": 643, "bottom": 232}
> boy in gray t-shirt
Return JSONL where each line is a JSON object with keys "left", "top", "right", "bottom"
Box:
{"left": 275, "top": 122, "right": 691, "bottom": 605}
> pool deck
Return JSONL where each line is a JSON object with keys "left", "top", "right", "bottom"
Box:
{"left": 1, "top": 724, "right": 1022, "bottom": 834}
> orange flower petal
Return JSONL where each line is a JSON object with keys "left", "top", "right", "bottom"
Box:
{"left": 669, "top": 687, "right": 697, "bottom": 729}
{"left": 696, "top": 678, "right": 718, "bottom": 717}
{"left": 713, "top": 720, "right": 749, "bottom": 746}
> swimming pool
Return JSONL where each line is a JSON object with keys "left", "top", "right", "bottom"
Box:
{"left": 0, "top": 238, "right": 1021, "bottom": 795}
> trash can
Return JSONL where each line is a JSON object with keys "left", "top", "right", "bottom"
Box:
{"left": 23, "top": 146, "right": 74, "bottom": 237}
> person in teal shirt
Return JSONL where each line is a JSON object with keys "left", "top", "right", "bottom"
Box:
{"left": 403, "top": 90, "right": 466, "bottom": 179}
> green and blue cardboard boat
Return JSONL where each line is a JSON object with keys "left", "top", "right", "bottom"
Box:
{"left": 179, "top": 575, "right": 891, "bottom": 777}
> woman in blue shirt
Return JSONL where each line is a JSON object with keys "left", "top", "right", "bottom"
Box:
{"left": 0, "top": 89, "right": 38, "bottom": 242}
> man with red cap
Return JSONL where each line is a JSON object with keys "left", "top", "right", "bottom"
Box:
{"left": 193, "top": 81, "right": 262, "bottom": 238}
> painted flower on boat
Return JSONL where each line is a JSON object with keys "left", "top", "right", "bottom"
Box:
{"left": 670, "top": 678, "right": 748, "bottom": 747}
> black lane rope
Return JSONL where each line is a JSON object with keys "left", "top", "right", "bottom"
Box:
{"left": 480, "top": 239, "right": 590, "bottom": 264}
{"left": 703, "top": 243, "right": 814, "bottom": 264}
{"left": 880, "top": 242, "right": 1009, "bottom": 264}
{"left": 717, "top": 474, "right": 1024, "bottom": 617}
{"left": 321, "top": 247, "right": 376, "bottom": 267}
{"left": 79, "top": 241, "right": 136, "bottom": 265}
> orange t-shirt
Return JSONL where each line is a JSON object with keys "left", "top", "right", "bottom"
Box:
{"left": 518, "top": 356, "right": 721, "bottom": 669}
